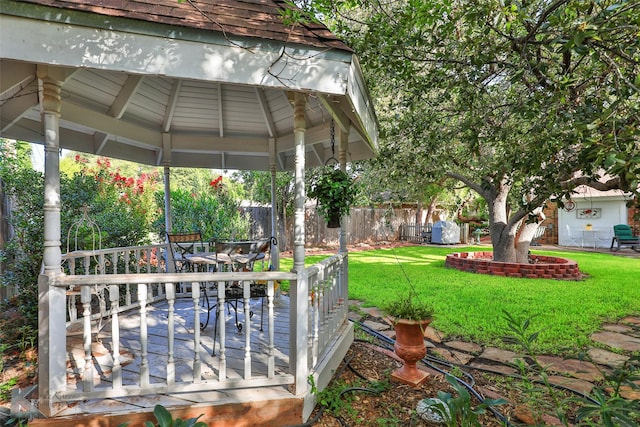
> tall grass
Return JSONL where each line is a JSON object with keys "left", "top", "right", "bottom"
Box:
{"left": 281, "top": 246, "right": 640, "bottom": 353}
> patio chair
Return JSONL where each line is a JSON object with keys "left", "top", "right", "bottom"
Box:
{"left": 565, "top": 225, "right": 583, "bottom": 248}
{"left": 166, "top": 232, "right": 206, "bottom": 273}
{"left": 530, "top": 225, "right": 546, "bottom": 246}
{"left": 166, "top": 231, "right": 207, "bottom": 296}
{"left": 210, "top": 241, "right": 273, "bottom": 355}
{"left": 610, "top": 224, "right": 640, "bottom": 252}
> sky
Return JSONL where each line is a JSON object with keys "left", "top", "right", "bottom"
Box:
{"left": 31, "top": 143, "right": 69, "bottom": 172}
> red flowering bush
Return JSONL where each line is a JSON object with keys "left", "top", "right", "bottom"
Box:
{"left": 64, "top": 155, "right": 160, "bottom": 248}
{"left": 156, "top": 176, "right": 250, "bottom": 242}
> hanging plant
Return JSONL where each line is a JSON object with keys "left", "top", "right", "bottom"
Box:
{"left": 308, "top": 166, "right": 358, "bottom": 228}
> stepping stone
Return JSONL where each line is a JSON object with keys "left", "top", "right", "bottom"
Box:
{"left": 620, "top": 316, "right": 640, "bottom": 325}
{"left": 469, "top": 362, "right": 517, "bottom": 375}
{"left": 591, "top": 331, "right": 640, "bottom": 352}
{"left": 537, "top": 355, "right": 603, "bottom": 381}
{"left": 348, "top": 312, "right": 363, "bottom": 322}
{"left": 547, "top": 375, "right": 594, "bottom": 395}
{"left": 615, "top": 384, "right": 640, "bottom": 400}
{"left": 424, "top": 326, "right": 442, "bottom": 343}
{"left": 476, "top": 386, "right": 506, "bottom": 401}
{"left": 587, "top": 348, "right": 629, "bottom": 369}
{"left": 514, "top": 405, "right": 565, "bottom": 426}
{"left": 363, "top": 320, "right": 391, "bottom": 331}
{"left": 430, "top": 348, "right": 474, "bottom": 365}
{"left": 445, "top": 340, "right": 482, "bottom": 354}
{"left": 360, "top": 306, "right": 385, "bottom": 318}
{"left": 380, "top": 329, "right": 396, "bottom": 340}
{"left": 602, "top": 323, "right": 634, "bottom": 333}
{"left": 478, "top": 347, "right": 521, "bottom": 365}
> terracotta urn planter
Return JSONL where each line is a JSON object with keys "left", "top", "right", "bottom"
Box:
{"left": 391, "top": 317, "right": 432, "bottom": 387}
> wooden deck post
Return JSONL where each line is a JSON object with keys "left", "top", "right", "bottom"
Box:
{"left": 290, "top": 91, "right": 309, "bottom": 395}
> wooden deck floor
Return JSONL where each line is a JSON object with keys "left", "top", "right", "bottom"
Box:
{"left": 58, "top": 294, "right": 295, "bottom": 418}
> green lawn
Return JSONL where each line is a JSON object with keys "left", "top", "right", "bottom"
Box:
{"left": 281, "top": 245, "right": 640, "bottom": 354}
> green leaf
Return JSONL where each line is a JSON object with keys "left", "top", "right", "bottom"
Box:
{"left": 153, "top": 404, "right": 173, "bottom": 427}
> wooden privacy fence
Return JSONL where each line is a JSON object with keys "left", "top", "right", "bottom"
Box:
{"left": 398, "top": 223, "right": 471, "bottom": 244}
{"left": 243, "top": 207, "right": 422, "bottom": 248}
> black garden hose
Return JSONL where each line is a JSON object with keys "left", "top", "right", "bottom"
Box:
{"left": 353, "top": 321, "right": 600, "bottom": 405}
{"left": 286, "top": 353, "right": 384, "bottom": 427}
{"left": 354, "top": 320, "right": 607, "bottom": 419}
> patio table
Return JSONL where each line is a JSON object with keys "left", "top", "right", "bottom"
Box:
{"left": 184, "top": 250, "right": 263, "bottom": 336}
{"left": 185, "top": 251, "right": 260, "bottom": 272}
{"left": 582, "top": 229, "right": 603, "bottom": 249}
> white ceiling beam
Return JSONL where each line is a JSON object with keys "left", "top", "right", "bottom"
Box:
{"left": 276, "top": 122, "right": 330, "bottom": 151}
{"left": 318, "top": 95, "right": 351, "bottom": 134}
{"left": 311, "top": 144, "right": 324, "bottom": 165}
{"left": 162, "top": 80, "right": 181, "bottom": 133}
{"left": 61, "top": 100, "right": 162, "bottom": 149}
{"left": 0, "top": 80, "right": 38, "bottom": 133}
{"left": 109, "top": 75, "right": 144, "bottom": 119}
{"left": 255, "top": 88, "right": 276, "bottom": 138}
{"left": 0, "top": 61, "right": 36, "bottom": 99}
{"left": 93, "top": 132, "right": 109, "bottom": 155}
{"left": 171, "top": 133, "right": 267, "bottom": 153}
{"left": 217, "top": 82, "right": 224, "bottom": 137}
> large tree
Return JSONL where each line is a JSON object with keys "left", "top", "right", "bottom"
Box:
{"left": 309, "top": 0, "right": 640, "bottom": 262}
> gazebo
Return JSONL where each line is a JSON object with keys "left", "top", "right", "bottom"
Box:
{"left": 0, "top": 0, "right": 378, "bottom": 425}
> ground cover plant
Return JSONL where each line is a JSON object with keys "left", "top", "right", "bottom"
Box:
{"left": 282, "top": 245, "right": 640, "bottom": 353}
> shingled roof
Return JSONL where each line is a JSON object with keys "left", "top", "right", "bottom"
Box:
{"left": 1, "top": 0, "right": 377, "bottom": 170}
{"left": 19, "top": 0, "right": 352, "bottom": 51}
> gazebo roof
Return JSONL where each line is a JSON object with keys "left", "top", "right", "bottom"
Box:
{"left": 0, "top": 0, "right": 378, "bottom": 170}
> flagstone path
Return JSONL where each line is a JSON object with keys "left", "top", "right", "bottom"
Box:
{"left": 348, "top": 302, "right": 640, "bottom": 408}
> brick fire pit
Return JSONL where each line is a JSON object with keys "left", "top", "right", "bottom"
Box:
{"left": 445, "top": 252, "right": 582, "bottom": 279}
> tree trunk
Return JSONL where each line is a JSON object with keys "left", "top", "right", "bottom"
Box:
{"left": 515, "top": 223, "right": 537, "bottom": 263}
{"left": 487, "top": 180, "right": 518, "bottom": 263}
{"left": 515, "top": 207, "right": 545, "bottom": 263}
{"left": 425, "top": 197, "right": 438, "bottom": 225}
{"left": 447, "top": 172, "right": 543, "bottom": 263}
{"left": 492, "top": 226, "right": 517, "bottom": 262}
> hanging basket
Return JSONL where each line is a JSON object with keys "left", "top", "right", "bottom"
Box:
{"left": 327, "top": 212, "right": 341, "bottom": 228}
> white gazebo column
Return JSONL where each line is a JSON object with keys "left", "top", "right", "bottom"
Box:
{"left": 339, "top": 128, "right": 349, "bottom": 254}
{"left": 338, "top": 127, "right": 349, "bottom": 317}
{"left": 290, "top": 92, "right": 309, "bottom": 395}
{"left": 37, "top": 66, "right": 67, "bottom": 416}
{"left": 163, "top": 165, "right": 172, "bottom": 234}
{"left": 163, "top": 164, "right": 176, "bottom": 273}
{"left": 268, "top": 137, "right": 280, "bottom": 271}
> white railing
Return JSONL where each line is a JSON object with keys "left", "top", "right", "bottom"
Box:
{"left": 52, "top": 271, "right": 296, "bottom": 401}
{"left": 307, "top": 254, "right": 348, "bottom": 368}
{"left": 45, "top": 248, "right": 348, "bottom": 404}
{"left": 62, "top": 244, "right": 167, "bottom": 323}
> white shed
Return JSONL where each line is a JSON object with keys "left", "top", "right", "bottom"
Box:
{"left": 558, "top": 186, "right": 632, "bottom": 248}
